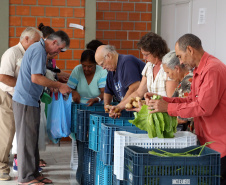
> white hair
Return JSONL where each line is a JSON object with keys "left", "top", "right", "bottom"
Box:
{"left": 20, "top": 27, "right": 43, "bottom": 42}
{"left": 103, "top": 45, "right": 118, "bottom": 55}
{"left": 162, "top": 50, "right": 181, "bottom": 69}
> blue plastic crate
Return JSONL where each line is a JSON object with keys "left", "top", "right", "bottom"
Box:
{"left": 89, "top": 114, "right": 134, "bottom": 152}
{"left": 83, "top": 142, "right": 97, "bottom": 185}
{"left": 100, "top": 123, "right": 147, "bottom": 165}
{"left": 95, "top": 152, "right": 113, "bottom": 185}
{"left": 124, "top": 145, "right": 221, "bottom": 185}
{"left": 71, "top": 103, "right": 105, "bottom": 133}
{"left": 113, "top": 174, "right": 124, "bottom": 185}
{"left": 95, "top": 152, "right": 100, "bottom": 185}
{"left": 77, "top": 110, "right": 107, "bottom": 142}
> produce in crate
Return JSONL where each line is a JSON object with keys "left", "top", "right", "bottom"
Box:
{"left": 124, "top": 144, "right": 221, "bottom": 185}
{"left": 129, "top": 95, "right": 178, "bottom": 138}
{"left": 148, "top": 142, "right": 213, "bottom": 157}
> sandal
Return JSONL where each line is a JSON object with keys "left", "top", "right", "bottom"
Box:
{"left": 18, "top": 179, "right": 44, "bottom": 185}
{"left": 36, "top": 176, "right": 52, "bottom": 184}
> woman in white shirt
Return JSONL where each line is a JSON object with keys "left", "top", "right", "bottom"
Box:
{"left": 112, "top": 32, "right": 178, "bottom": 113}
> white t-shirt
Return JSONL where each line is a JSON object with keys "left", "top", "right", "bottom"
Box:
{"left": 0, "top": 42, "right": 25, "bottom": 96}
{"left": 142, "top": 62, "right": 168, "bottom": 97}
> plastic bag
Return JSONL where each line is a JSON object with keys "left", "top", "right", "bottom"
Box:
{"left": 47, "top": 92, "right": 72, "bottom": 142}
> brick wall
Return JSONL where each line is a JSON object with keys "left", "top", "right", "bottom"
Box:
{"left": 8, "top": 0, "right": 153, "bottom": 72}
{"left": 96, "top": 0, "right": 152, "bottom": 60}
{"left": 9, "top": 0, "right": 85, "bottom": 73}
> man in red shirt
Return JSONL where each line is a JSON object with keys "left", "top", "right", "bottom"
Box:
{"left": 146, "top": 33, "right": 226, "bottom": 185}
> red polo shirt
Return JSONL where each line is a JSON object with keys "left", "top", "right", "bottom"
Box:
{"left": 163, "top": 52, "right": 226, "bottom": 157}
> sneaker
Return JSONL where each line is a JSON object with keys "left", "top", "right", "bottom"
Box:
{"left": 13, "top": 158, "right": 43, "bottom": 172}
{"left": 0, "top": 173, "right": 11, "bottom": 181}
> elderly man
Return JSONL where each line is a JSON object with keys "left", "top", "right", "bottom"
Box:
{"left": 146, "top": 33, "right": 226, "bottom": 185}
{"left": 95, "top": 45, "right": 145, "bottom": 111}
{"left": 0, "top": 27, "right": 42, "bottom": 181}
{"left": 12, "top": 30, "right": 71, "bottom": 185}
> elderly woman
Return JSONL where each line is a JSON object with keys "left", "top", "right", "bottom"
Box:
{"left": 110, "top": 32, "right": 178, "bottom": 115}
{"left": 162, "top": 51, "right": 193, "bottom": 130}
{"left": 67, "top": 49, "right": 107, "bottom": 106}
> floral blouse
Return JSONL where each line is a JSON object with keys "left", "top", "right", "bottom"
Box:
{"left": 172, "top": 71, "right": 193, "bottom": 98}
{"left": 172, "top": 71, "right": 194, "bottom": 132}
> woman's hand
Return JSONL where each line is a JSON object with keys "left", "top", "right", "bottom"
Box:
{"left": 57, "top": 72, "right": 70, "bottom": 83}
{"left": 144, "top": 92, "right": 156, "bottom": 105}
{"left": 72, "top": 91, "right": 81, "bottom": 104}
{"left": 86, "top": 98, "right": 99, "bottom": 107}
{"left": 58, "top": 75, "right": 69, "bottom": 83}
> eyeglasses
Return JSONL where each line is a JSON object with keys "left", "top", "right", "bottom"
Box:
{"left": 142, "top": 52, "right": 151, "bottom": 57}
{"left": 56, "top": 40, "right": 66, "bottom": 52}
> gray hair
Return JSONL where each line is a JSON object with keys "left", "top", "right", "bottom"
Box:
{"left": 162, "top": 51, "right": 181, "bottom": 69}
{"left": 176, "top": 33, "right": 202, "bottom": 51}
{"left": 20, "top": 27, "right": 42, "bottom": 42}
{"left": 103, "top": 45, "right": 117, "bottom": 55}
{"left": 47, "top": 30, "right": 70, "bottom": 48}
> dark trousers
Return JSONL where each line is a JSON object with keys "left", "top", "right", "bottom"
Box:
{"left": 13, "top": 101, "right": 41, "bottom": 183}
{"left": 221, "top": 156, "right": 226, "bottom": 185}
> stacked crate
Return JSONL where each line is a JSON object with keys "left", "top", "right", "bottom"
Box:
{"left": 123, "top": 145, "right": 221, "bottom": 185}
{"left": 71, "top": 103, "right": 211, "bottom": 185}
{"left": 70, "top": 103, "right": 106, "bottom": 184}
{"left": 113, "top": 131, "right": 197, "bottom": 181}
{"left": 88, "top": 113, "right": 137, "bottom": 185}
{"left": 71, "top": 103, "right": 136, "bottom": 185}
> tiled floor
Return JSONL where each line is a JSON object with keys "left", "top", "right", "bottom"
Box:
{"left": 1, "top": 141, "right": 79, "bottom": 185}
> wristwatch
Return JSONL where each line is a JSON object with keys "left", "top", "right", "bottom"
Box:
{"left": 97, "top": 97, "right": 101, "bottom": 102}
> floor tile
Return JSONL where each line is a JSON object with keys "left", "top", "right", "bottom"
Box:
{"left": 0, "top": 141, "right": 79, "bottom": 185}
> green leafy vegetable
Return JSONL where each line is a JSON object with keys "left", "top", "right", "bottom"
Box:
{"left": 129, "top": 105, "right": 150, "bottom": 131}
{"left": 148, "top": 142, "right": 214, "bottom": 157}
{"left": 129, "top": 95, "right": 178, "bottom": 138}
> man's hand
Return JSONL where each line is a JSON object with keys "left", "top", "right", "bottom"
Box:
{"left": 72, "top": 91, "right": 80, "bottom": 104}
{"left": 147, "top": 98, "right": 168, "bottom": 113}
{"left": 50, "top": 87, "right": 59, "bottom": 93}
{"left": 87, "top": 98, "right": 98, "bottom": 107}
{"left": 109, "top": 106, "right": 122, "bottom": 119}
{"left": 58, "top": 83, "right": 72, "bottom": 94}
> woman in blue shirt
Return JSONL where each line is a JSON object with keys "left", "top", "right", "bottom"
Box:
{"left": 67, "top": 49, "right": 107, "bottom": 106}
{"left": 67, "top": 49, "right": 107, "bottom": 184}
